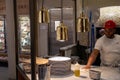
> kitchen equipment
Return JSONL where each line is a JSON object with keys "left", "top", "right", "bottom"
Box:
{"left": 38, "top": 64, "right": 51, "bottom": 80}
{"left": 89, "top": 70, "right": 101, "bottom": 80}
{"left": 22, "top": 57, "right": 50, "bottom": 80}
{"left": 49, "top": 56, "right": 71, "bottom": 75}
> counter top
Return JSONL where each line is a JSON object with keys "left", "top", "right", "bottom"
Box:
{"left": 26, "top": 65, "right": 120, "bottom": 80}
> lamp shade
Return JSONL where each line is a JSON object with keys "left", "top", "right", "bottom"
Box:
{"left": 77, "top": 13, "right": 90, "bottom": 32}
{"left": 39, "top": 8, "right": 50, "bottom": 23}
{"left": 56, "top": 23, "right": 68, "bottom": 42}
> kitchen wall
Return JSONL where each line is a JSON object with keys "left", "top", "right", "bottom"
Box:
{"left": 84, "top": 0, "right": 120, "bottom": 9}
{"left": 77, "top": 0, "right": 120, "bottom": 46}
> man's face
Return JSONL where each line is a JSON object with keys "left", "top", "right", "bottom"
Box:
{"left": 104, "top": 28, "right": 115, "bottom": 38}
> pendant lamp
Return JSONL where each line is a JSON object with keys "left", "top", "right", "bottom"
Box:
{"left": 77, "top": 0, "right": 89, "bottom": 32}
{"left": 56, "top": 0, "right": 68, "bottom": 42}
{"left": 56, "top": 23, "right": 68, "bottom": 42}
{"left": 39, "top": 0, "right": 50, "bottom": 23}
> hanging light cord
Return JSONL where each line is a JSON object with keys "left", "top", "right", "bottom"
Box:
{"left": 42, "top": 0, "right": 44, "bottom": 9}
{"left": 41, "top": 0, "right": 45, "bottom": 22}
{"left": 61, "top": 0, "right": 63, "bottom": 23}
{"left": 82, "top": 0, "right": 84, "bottom": 13}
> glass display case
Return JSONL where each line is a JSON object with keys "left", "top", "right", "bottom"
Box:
{"left": 18, "top": 15, "right": 30, "bottom": 53}
{"left": 14, "top": 0, "right": 32, "bottom": 80}
{"left": 14, "top": 0, "right": 76, "bottom": 80}
{"left": 0, "top": 16, "right": 6, "bottom": 52}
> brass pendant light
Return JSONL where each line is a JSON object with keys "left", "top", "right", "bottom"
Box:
{"left": 56, "top": 0, "right": 68, "bottom": 42}
{"left": 56, "top": 23, "right": 68, "bottom": 42}
{"left": 77, "top": 0, "right": 89, "bottom": 32}
{"left": 39, "top": 0, "right": 50, "bottom": 23}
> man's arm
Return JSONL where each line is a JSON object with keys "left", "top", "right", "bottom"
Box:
{"left": 84, "top": 49, "right": 99, "bottom": 69}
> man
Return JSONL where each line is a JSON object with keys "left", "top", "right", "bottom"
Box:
{"left": 85, "top": 20, "right": 120, "bottom": 69}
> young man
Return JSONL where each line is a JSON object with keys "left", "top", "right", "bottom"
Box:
{"left": 85, "top": 20, "right": 120, "bottom": 69}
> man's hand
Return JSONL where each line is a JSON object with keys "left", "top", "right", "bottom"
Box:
{"left": 83, "top": 65, "right": 91, "bottom": 69}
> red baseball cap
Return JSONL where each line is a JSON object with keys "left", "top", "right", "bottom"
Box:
{"left": 104, "top": 20, "right": 116, "bottom": 29}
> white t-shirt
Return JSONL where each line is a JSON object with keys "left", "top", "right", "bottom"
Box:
{"left": 94, "top": 34, "right": 120, "bottom": 66}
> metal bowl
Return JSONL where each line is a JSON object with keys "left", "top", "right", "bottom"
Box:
{"left": 89, "top": 70, "right": 101, "bottom": 80}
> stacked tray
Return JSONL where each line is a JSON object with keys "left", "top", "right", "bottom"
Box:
{"left": 49, "top": 56, "right": 71, "bottom": 76}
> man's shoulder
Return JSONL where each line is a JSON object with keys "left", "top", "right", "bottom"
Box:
{"left": 115, "top": 34, "right": 120, "bottom": 38}
{"left": 115, "top": 34, "right": 120, "bottom": 37}
{"left": 97, "top": 35, "right": 105, "bottom": 40}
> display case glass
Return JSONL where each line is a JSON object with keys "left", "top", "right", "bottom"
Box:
{"left": 14, "top": 0, "right": 32, "bottom": 80}
{"left": 0, "top": 16, "right": 6, "bottom": 52}
{"left": 18, "top": 15, "right": 30, "bottom": 54}
{"left": 15, "top": 0, "right": 76, "bottom": 80}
